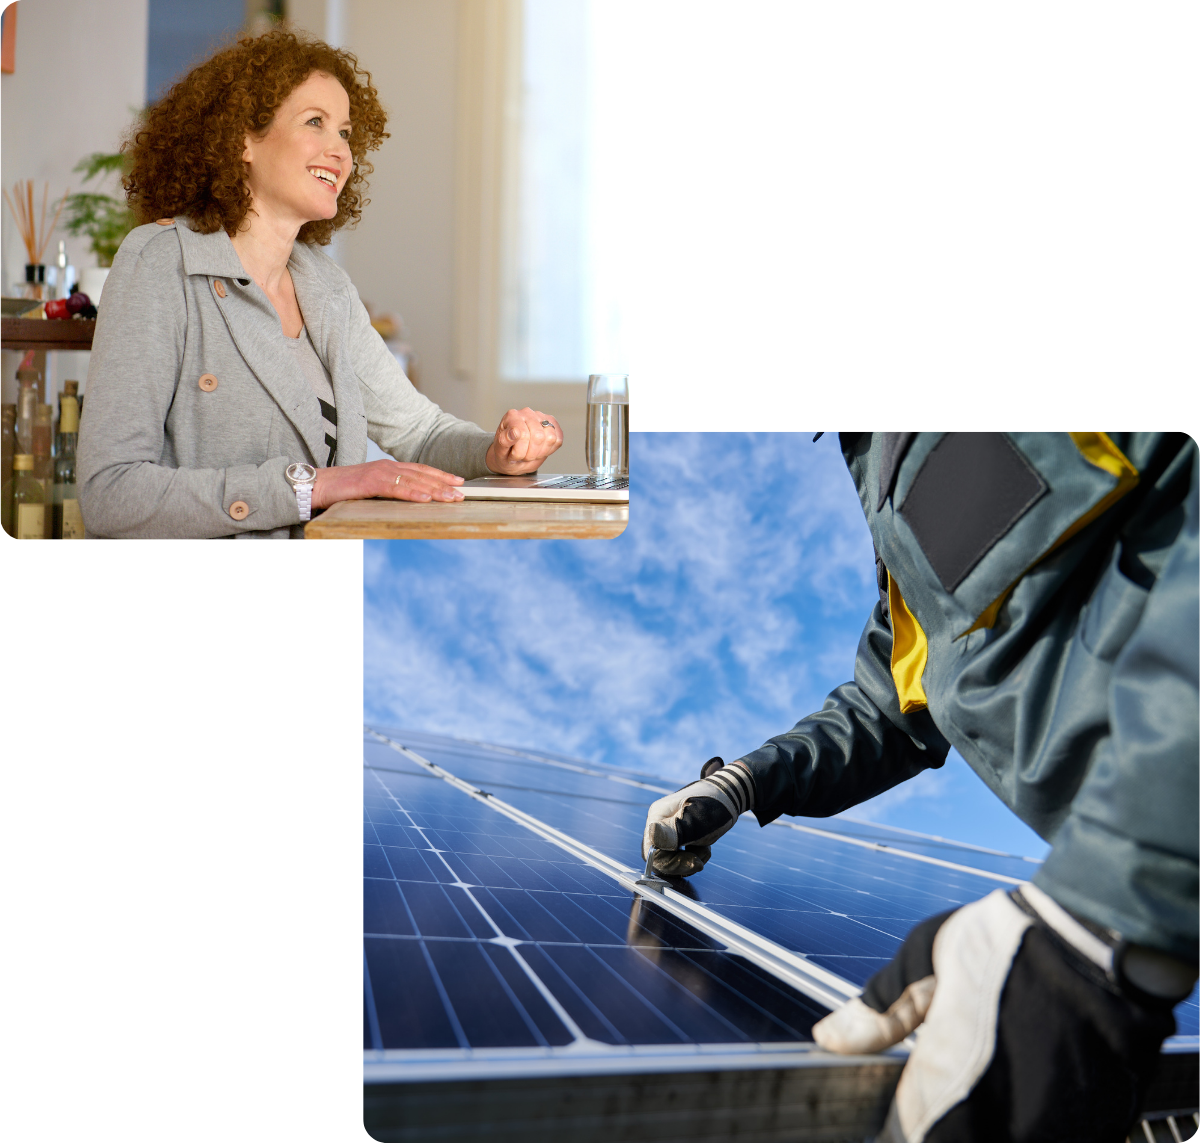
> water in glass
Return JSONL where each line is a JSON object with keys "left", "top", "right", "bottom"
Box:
{"left": 586, "top": 373, "right": 629, "bottom": 476}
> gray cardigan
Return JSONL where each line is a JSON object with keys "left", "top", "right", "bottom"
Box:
{"left": 77, "top": 218, "right": 494, "bottom": 537}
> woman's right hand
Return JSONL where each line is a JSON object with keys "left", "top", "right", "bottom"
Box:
{"left": 310, "top": 460, "right": 465, "bottom": 510}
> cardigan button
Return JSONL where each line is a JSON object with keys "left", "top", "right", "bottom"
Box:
{"left": 229, "top": 501, "right": 249, "bottom": 521}
{"left": 213, "top": 279, "right": 227, "bottom": 299}
{"left": 198, "top": 373, "right": 218, "bottom": 392}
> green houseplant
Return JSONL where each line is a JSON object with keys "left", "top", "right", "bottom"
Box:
{"left": 63, "top": 152, "right": 137, "bottom": 268}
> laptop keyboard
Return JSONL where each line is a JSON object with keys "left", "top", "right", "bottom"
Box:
{"left": 538, "top": 475, "right": 629, "bottom": 490}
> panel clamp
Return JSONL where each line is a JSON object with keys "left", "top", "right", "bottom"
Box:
{"left": 635, "top": 848, "right": 668, "bottom": 892}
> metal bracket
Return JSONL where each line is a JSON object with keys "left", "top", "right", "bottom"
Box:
{"left": 634, "top": 848, "right": 668, "bottom": 892}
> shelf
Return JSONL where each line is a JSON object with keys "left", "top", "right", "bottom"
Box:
{"left": 1, "top": 317, "right": 96, "bottom": 351}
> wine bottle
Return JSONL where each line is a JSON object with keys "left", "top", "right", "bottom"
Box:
{"left": 33, "top": 403, "right": 54, "bottom": 537}
{"left": 55, "top": 380, "right": 79, "bottom": 456}
{"left": 1, "top": 404, "right": 15, "bottom": 537}
{"left": 12, "top": 454, "right": 46, "bottom": 539}
{"left": 53, "top": 396, "right": 83, "bottom": 539}
{"left": 15, "top": 376, "right": 36, "bottom": 455}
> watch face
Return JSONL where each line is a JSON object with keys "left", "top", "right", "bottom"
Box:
{"left": 286, "top": 462, "right": 317, "bottom": 485}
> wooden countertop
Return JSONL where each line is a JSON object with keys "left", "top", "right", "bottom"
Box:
{"left": 304, "top": 497, "right": 628, "bottom": 539}
{"left": 1, "top": 317, "right": 96, "bottom": 351}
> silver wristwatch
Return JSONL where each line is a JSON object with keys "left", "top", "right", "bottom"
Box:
{"left": 285, "top": 462, "right": 318, "bottom": 522}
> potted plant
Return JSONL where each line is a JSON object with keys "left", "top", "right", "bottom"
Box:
{"left": 63, "top": 151, "right": 137, "bottom": 301}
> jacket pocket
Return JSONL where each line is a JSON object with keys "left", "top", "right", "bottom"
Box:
{"left": 1081, "top": 548, "right": 1150, "bottom": 661}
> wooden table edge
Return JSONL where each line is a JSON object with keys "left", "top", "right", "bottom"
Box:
{"left": 305, "top": 520, "right": 628, "bottom": 539}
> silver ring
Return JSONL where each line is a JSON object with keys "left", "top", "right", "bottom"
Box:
{"left": 394, "top": 474, "right": 402, "bottom": 485}
{"left": 540, "top": 420, "right": 551, "bottom": 427}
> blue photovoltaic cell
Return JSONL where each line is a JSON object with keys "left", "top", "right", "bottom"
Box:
{"left": 365, "top": 730, "right": 1199, "bottom": 1042}
{"left": 363, "top": 759, "right": 829, "bottom": 1053}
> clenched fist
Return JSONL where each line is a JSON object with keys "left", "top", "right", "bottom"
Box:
{"left": 485, "top": 407, "right": 563, "bottom": 474}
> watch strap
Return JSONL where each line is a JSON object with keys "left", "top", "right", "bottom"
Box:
{"left": 295, "top": 482, "right": 313, "bottom": 522}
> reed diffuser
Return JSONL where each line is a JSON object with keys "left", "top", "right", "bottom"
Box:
{"left": 4, "top": 180, "right": 68, "bottom": 299}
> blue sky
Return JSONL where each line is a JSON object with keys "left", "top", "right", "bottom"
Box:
{"left": 364, "top": 433, "right": 1049, "bottom": 859}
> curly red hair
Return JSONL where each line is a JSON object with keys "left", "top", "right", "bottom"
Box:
{"left": 123, "top": 28, "right": 389, "bottom": 245}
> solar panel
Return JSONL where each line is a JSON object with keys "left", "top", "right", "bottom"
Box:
{"left": 366, "top": 727, "right": 1198, "bottom": 1049}
{"left": 364, "top": 752, "right": 838, "bottom": 1079}
{"left": 371, "top": 731, "right": 1030, "bottom": 986}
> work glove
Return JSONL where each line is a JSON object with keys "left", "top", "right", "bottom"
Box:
{"left": 641, "top": 757, "right": 755, "bottom": 876}
{"left": 812, "top": 884, "right": 1195, "bottom": 1143}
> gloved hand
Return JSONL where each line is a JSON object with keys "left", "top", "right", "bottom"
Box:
{"left": 641, "top": 757, "right": 755, "bottom": 876}
{"left": 812, "top": 884, "right": 1195, "bottom": 1143}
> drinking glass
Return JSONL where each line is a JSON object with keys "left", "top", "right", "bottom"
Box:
{"left": 585, "top": 373, "right": 629, "bottom": 476}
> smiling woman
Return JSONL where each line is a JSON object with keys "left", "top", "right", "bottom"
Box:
{"left": 76, "top": 28, "right": 563, "bottom": 538}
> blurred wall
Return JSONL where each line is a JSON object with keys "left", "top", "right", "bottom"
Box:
{"left": 1, "top": 0, "right": 149, "bottom": 403}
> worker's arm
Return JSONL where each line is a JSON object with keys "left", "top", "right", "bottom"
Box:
{"left": 642, "top": 595, "right": 950, "bottom": 876}
{"left": 738, "top": 597, "right": 951, "bottom": 825}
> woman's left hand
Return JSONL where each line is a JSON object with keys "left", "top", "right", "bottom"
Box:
{"left": 486, "top": 407, "right": 563, "bottom": 474}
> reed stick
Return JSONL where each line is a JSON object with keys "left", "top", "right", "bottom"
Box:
{"left": 37, "top": 190, "right": 66, "bottom": 263}
{"left": 2, "top": 188, "right": 23, "bottom": 260}
{"left": 4, "top": 178, "right": 69, "bottom": 265}
{"left": 38, "top": 182, "right": 47, "bottom": 261}
{"left": 2, "top": 183, "right": 36, "bottom": 262}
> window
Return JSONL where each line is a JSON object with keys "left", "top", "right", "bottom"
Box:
{"left": 145, "top": 0, "right": 247, "bottom": 104}
{"left": 496, "top": 0, "right": 628, "bottom": 384}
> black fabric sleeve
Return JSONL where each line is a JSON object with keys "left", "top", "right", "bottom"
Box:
{"left": 738, "top": 601, "right": 951, "bottom": 825}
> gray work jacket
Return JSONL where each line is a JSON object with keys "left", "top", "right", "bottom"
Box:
{"left": 739, "top": 433, "right": 1198, "bottom": 961}
{"left": 77, "top": 218, "right": 494, "bottom": 537}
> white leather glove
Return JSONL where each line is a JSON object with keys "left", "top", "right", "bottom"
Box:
{"left": 641, "top": 758, "right": 755, "bottom": 876}
{"left": 811, "top": 885, "right": 1192, "bottom": 1143}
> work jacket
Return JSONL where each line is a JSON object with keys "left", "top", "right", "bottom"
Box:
{"left": 739, "top": 432, "right": 1198, "bottom": 961}
{"left": 77, "top": 219, "right": 494, "bottom": 538}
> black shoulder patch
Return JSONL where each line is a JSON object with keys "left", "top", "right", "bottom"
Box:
{"left": 876, "top": 432, "right": 917, "bottom": 510}
{"left": 898, "top": 432, "right": 1048, "bottom": 592}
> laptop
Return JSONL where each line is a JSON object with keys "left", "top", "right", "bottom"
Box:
{"left": 460, "top": 473, "right": 629, "bottom": 503}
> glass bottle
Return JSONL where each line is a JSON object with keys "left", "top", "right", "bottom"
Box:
{"left": 54, "top": 240, "right": 76, "bottom": 300}
{"left": 11, "top": 454, "right": 46, "bottom": 539}
{"left": 55, "top": 380, "right": 79, "bottom": 455}
{"left": 21, "top": 264, "right": 47, "bottom": 301}
{"left": 1, "top": 404, "right": 15, "bottom": 537}
{"left": 32, "top": 404, "right": 54, "bottom": 537}
{"left": 17, "top": 362, "right": 43, "bottom": 402}
{"left": 53, "top": 396, "right": 83, "bottom": 539}
{"left": 15, "top": 376, "right": 37, "bottom": 455}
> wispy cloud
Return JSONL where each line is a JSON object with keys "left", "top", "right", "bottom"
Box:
{"left": 363, "top": 432, "right": 1048, "bottom": 857}
{"left": 365, "top": 433, "right": 876, "bottom": 782}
